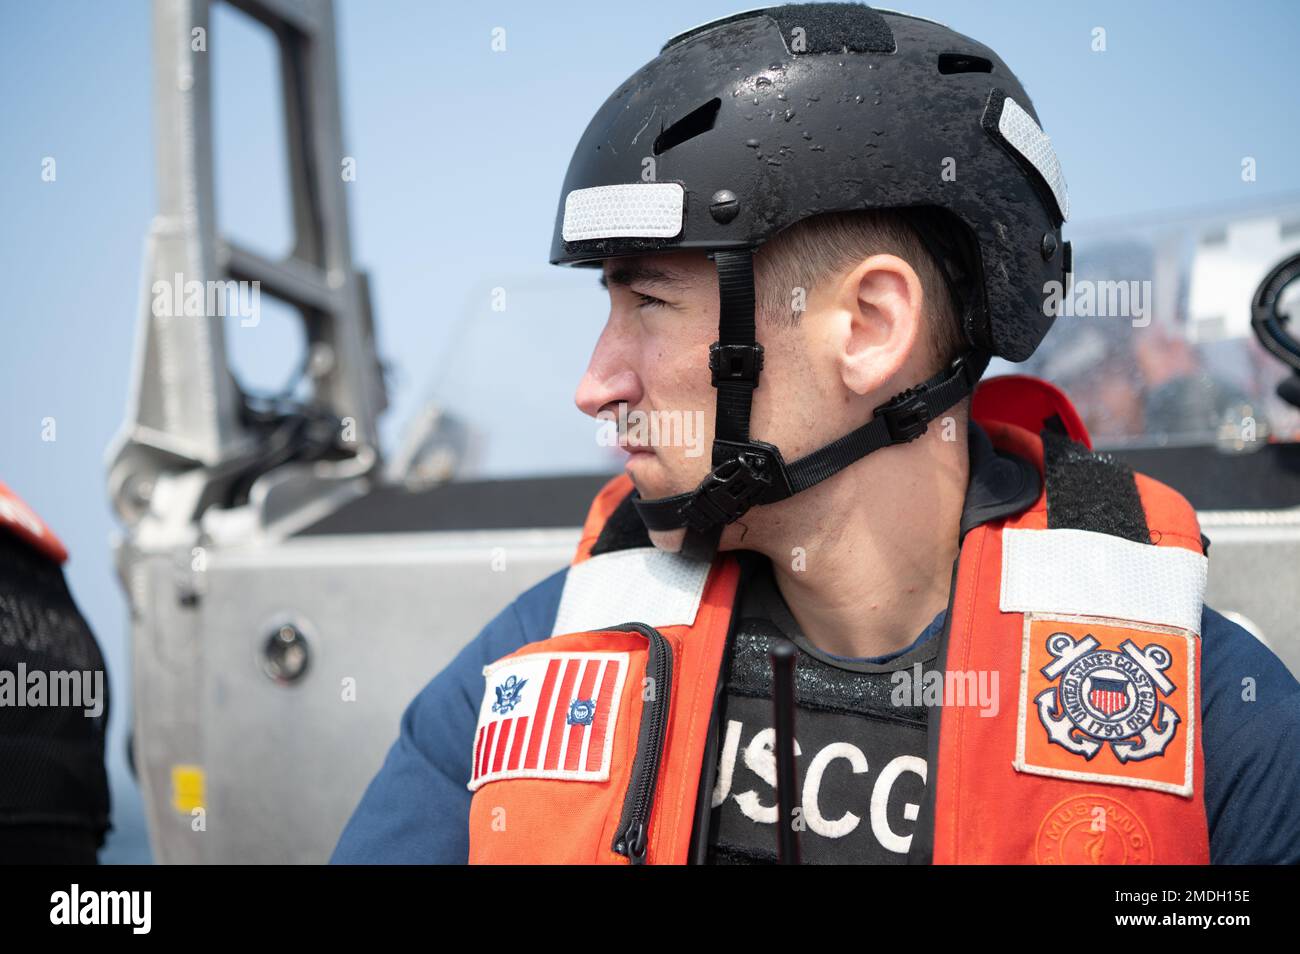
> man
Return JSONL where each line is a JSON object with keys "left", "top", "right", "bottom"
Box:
{"left": 0, "top": 481, "right": 112, "bottom": 863}
{"left": 333, "top": 2, "right": 1300, "bottom": 864}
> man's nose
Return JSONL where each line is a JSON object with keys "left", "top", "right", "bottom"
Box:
{"left": 574, "top": 322, "right": 642, "bottom": 419}
{"left": 574, "top": 362, "right": 642, "bottom": 420}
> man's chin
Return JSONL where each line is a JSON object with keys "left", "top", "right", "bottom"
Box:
{"left": 622, "top": 449, "right": 657, "bottom": 474}
{"left": 646, "top": 527, "right": 687, "bottom": 555}
{"left": 624, "top": 461, "right": 700, "bottom": 556}
{"left": 624, "top": 454, "right": 664, "bottom": 496}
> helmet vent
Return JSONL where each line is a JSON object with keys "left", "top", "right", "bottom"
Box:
{"left": 652, "top": 98, "right": 722, "bottom": 156}
{"left": 938, "top": 52, "right": 992, "bottom": 74}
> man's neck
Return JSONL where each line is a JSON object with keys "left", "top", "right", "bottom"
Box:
{"left": 731, "top": 430, "right": 970, "bottom": 659}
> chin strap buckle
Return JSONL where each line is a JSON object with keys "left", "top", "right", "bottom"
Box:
{"left": 873, "top": 387, "right": 932, "bottom": 443}
{"left": 679, "top": 448, "right": 775, "bottom": 533}
{"left": 870, "top": 352, "right": 978, "bottom": 444}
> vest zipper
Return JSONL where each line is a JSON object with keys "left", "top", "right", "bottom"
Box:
{"left": 606, "top": 622, "right": 673, "bottom": 864}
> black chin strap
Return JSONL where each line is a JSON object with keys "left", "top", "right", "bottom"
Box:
{"left": 631, "top": 247, "right": 989, "bottom": 562}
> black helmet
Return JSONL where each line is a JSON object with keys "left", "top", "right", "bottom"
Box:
{"left": 550, "top": 2, "right": 1071, "bottom": 560}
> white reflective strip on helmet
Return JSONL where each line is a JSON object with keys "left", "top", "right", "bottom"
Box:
{"left": 561, "top": 182, "right": 686, "bottom": 242}
{"left": 998, "top": 97, "right": 1069, "bottom": 223}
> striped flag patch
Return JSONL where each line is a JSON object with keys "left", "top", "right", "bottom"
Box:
{"left": 468, "top": 651, "right": 630, "bottom": 791}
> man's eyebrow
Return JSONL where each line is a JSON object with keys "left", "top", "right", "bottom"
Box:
{"left": 598, "top": 262, "right": 692, "bottom": 291}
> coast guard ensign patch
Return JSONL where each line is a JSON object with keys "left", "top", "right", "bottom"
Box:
{"left": 468, "top": 651, "right": 629, "bottom": 791}
{"left": 1015, "top": 614, "right": 1196, "bottom": 797}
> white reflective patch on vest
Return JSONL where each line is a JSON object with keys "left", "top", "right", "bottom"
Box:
{"left": 561, "top": 182, "right": 685, "bottom": 242}
{"left": 468, "top": 651, "right": 629, "bottom": 791}
{"left": 552, "top": 547, "right": 709, "bottom": 635}
{"left": 1000, "top": 528, "right": 1207, "bottom": 636}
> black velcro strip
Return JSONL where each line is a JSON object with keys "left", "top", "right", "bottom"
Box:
{"left": 1042, "top": 429, "right": 1150, "bottom": 544}
{"left": 662, "top": 2, "right": 895, "bottom": 56}
{"left": 765, "top": 2, "right": 895, "bottom": 54}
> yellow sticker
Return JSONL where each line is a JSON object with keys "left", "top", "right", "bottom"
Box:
{"left": 171, "top": 764, "right": 206, "bottom": 814}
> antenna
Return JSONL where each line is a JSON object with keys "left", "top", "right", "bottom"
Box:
{"left": 770, "top": 637, "right": 801, "bottom": 865}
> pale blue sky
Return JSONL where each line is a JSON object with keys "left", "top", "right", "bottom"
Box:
{"left": 2, "top": 0, "right": 1298, "bottom": 862}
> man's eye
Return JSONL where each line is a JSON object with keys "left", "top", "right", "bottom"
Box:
{"left": 634, "top": 292, "right": 668, "bottom": 310}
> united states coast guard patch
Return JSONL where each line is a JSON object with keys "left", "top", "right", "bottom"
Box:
{"left": 468, "top": 651, "right": 629, "bottom": 791}
{"left": 1015, "top": 614, "right": 1197, "bottom": 797}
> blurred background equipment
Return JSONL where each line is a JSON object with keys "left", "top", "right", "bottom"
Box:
{"left": 1251, "top": 248, "right": 1300, "bottom": 410}
{"left": 108, "top": 0, "right": 605, "bottom": 864}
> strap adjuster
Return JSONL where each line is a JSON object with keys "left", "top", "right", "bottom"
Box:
{"left": 679, "top": 450, "right": 773, "bottom": 532}
{"left": 709, "top": 342, "right": 764, "bottom": 386}
{"left": 873, "top": 388, "right": 931, "bottom": 443}
{"left": 949, "top": 351, "right": 979, "bottom": 390}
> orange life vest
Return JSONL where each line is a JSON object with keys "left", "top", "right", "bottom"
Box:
{"left": 466, "top": 377, "right": 1211, "bottom": 864}
{"left": 0, "top": 480, "right": 68, "bottom": 564}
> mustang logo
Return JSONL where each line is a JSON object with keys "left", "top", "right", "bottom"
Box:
{"left": 492, "top": 674, "right": 528, "bottom": 715}
{"left": 1035, "top": 631, "right": 1180, "bottom": 763}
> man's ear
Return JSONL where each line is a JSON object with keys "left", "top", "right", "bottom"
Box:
{"left": 835, "top": 254, "right": 925, "bottom": 397}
